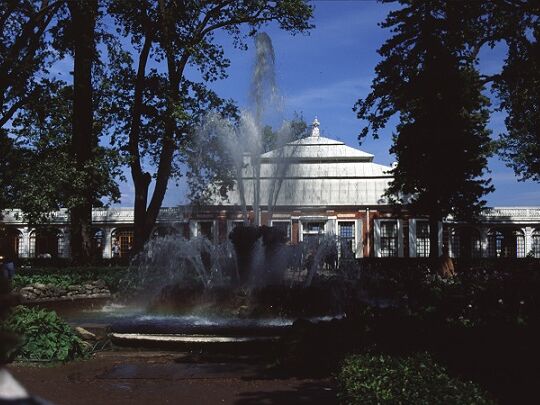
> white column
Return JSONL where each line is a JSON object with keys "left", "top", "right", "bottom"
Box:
{"left": 480, "top": 228, "right": 489, "bottom": 258}
{"left": 19, "top": 227, "right": 30, "bottom": 258}
{"left": 102, "top": 228, "right": 113, "bottom": 259}
{"left": 189, "top": 221, "right": 197, "bottom": 238}
{"left": 397, "top": 219, "right": 404, "bottom": 257}
{"left": 373, "top": 219, "right": 381, "bottom": 257}
{"left": 409, "top": 219, "right": 417, "bottom": 258}
{"left": 326, "top": 218, "right": 336, "bottom": 235}
{"left": 355, "top": 219, "right": 363, "bottom": 259}
{"left": 60, "top": 228, "right": 70, "bottom": 258}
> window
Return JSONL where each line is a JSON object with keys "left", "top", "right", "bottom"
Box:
{"left": 302, "top": 220, "right": 326, "bottom": 245}
{"left": 30, "top": 229, "right": 63, "bottom": 258}
{"left": 380, "top": 221, "right": 398, "bottom": 257}
{"left": 471, "top": 232, "right": 482, "bottom": 258}
{"left": 152, "top": 226, "right": 177, "bottom": 238}
{"left": 112, "top": 229, "right": 134, "bottom": 258}
{"left": 197, "top": 221, "right": 214, "bottom": 241}
{"left": 533, "top": 231, "right": 540, "bottom": 258}
{"left": 450, "top": 227, "right": 481, "bottom": 258}
{"left": 271, "top": 221, "right": 291, "bottom": 241}
{"left": 416, "top": 221, "right": 430, "bottom": 257}
{"left": 92, "top": 228, "right": 104, "bottom": 258}
{"left": 0, "top": 229, "right": 23, "bottom": 258}
{"left": 515, "top": 230, "right": 525, "bottom": 258}
{"left": 488, "top": 230, "right": 504, "bottom": 258}
{"left": 488, "top": 229, "right": 525, "bottom": 258}
{"left": 338, "top": 221, "right": 355, "bottom": 257}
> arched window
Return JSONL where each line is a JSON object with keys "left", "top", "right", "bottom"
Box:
{"left": 515, "top": 230, "right": 526, "bottom": 258}
{"left": 487, "top": 229, "right": 504, "bottom": 258}
{"left": 29, "top": 228, "right": 63, "bottom": 258}
{"left": 152, "top": 226, "right": 178, "bottom": 238}
{"left": 533, "top": 230, "right": 540, "bottom": 258}
{"left": 449, "top": 227, "right": 481, "bottom": 258}
{"left": 92, "top": 228, "right": 105, "bottom": 259}
{"left": 111, "top": 228, "right": 134, "bottom": 258}
{"left": 488, "top": 228, "right": 525, "bottom": 258}
{"left": 0, "top": 228, "right": 23, "bottom": 258}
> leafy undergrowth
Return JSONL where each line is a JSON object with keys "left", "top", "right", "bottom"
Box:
{"left": 13, "top": 266, "right": 128, "bottom": 292}
{"left": 3, "top": 306, "right": 88, "bottom": 362}
{"left": 337, "top": 353, "right": 494, "bottom": 405}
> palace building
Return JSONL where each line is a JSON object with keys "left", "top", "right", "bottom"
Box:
{"left": 2, "top": 119, "right": 540, "bottom": 260}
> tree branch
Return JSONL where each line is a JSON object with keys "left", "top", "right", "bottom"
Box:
{"left": 129, "top": 30, "right": 152, "bottom": 182}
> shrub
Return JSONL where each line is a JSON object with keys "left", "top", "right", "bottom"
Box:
{"left": 337, "top": 353, "right": 494, "bottom": 405}
{"left": 13, "top": 266, "right": 128, "bottom": 292}
{"left": 2, "top": 306, "right": 88, "bottom": 362}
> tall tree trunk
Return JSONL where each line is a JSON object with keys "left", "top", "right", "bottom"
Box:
{"left": 429, "top": 215, "right": 440, "bottom": 259}
{"left": 129, "top": 31, "right": 152, "bottom": 254}
{"left": 129, "top": 0, "right": 185, "bottom": 254}
{"left": 68, "top": 0, "right": 97, "bottom": 264}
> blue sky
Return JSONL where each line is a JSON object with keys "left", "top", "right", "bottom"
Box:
{"left": 118, "top": 1, "right": 538, "bottom": 208}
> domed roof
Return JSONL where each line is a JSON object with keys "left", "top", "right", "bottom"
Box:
{"left": 218, "top": 118, "right": 393, "bottom": 207}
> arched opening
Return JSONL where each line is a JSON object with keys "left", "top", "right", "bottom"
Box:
{"left": 487, "top": 228, "right": 525, "bottom": 258}
{"left": 0, "top": 228, "right": 23, "bottom": 258}
{"left": 29, "top": 228, "right": 63, "bottom": 258}
{"left": 449, "top": 227, "right": 481, "bottom": 258}
{"left": 111, "top": 228, "right": 134, "bottom": 258}
{"left": 152, "top": 226, "right": 179, "bottom": 238}
{"left": 92, "top": 228, "right": 105, "bottom": 259}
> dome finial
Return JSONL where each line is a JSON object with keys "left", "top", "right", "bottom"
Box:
{"left": 311, "top": 116, "right": 320, "bottom": 137}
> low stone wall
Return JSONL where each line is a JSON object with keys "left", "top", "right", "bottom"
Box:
{"left": 17, "top": 280, "right": 111, "bottom": 302}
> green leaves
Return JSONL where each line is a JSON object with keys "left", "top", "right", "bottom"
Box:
{"left": 2, "top": 306, "right": 88, "bottom": 362}
{"left": 357, "top": 2, "right": 494, "bottom": 225}
{"left": 337, "top": 353, "right": 494, "bottom": 405}
{"left": 13, "top": 266, "right": 128, "bottom": 293}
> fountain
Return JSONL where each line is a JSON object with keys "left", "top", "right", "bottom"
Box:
{"left": 85, "top": 33, "right": 349, "bottom": 349}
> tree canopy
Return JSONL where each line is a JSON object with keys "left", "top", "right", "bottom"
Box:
{"left": 355, "top": 1, "right": 495, "bottom": 256}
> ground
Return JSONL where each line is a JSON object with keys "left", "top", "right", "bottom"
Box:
{"left": 8, "top": 351, "right": 337, "bottom": 405}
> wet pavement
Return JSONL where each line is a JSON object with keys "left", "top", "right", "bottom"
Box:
{"left": 8, "top": 351, "right": 337, "bottom": 405}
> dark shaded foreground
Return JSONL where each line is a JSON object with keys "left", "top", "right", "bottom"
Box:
{"left": 8, "top": 351, "right": 337, "bottom": 405}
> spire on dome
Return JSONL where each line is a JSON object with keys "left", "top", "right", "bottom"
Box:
{"left": 310, "top": 117, "right": 320, "bottom": 138}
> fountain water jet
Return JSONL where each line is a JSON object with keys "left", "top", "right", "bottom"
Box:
{"left": 104, "top": 33, "right": 349, "bottom": 348}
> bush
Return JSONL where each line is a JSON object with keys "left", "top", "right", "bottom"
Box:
{"left": 13, "top": 266, "right": 128, "bottom": 292}
{"left": 337, "top": 353, "right": 494, "bottom": 405}
{"left": 2, "top": 306, "right": 88, "bottom": 362}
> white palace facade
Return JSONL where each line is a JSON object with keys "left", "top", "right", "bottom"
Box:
{"left": 2, "top": 119, "right": 540, "bottom": 260}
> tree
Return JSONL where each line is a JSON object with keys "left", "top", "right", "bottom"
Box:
{"left": 8, "top": 79, "right": 121, "bottom": 225}
{"left": 108, "top": 0, "right": 313, "bottom": 252}
{"left": 63, "top": 0, "right": 100, "bottom": 263}
{"left": 355, "top": 2, "right": 494, "bottom": 257}
{"left": 496, "top": 25, "right": 540, "bottom": 182}
{"left": 0, "top": 0, "right": 61, "bottom": 128}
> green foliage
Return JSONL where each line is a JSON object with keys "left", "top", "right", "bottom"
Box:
{"left": 13, "top": 266, "right": 128, "bottom": 292}
{"left": 0, "top": 1, "right": 61, "bottom": 128}
{"left": 356, "top": 2, "right": 493, "bottom": 226}
{"left": 337, "top": 353, "right": 494, "bottom": 405}
{"left": 8, "top": 77, "right": 122, "bottom": 224}
{"left": 496, "top": 26, "right": 540, "bottom": 182}
{"left": 3, "top": 306, "right": 88, "bottom": 362}
{"left": 359, "top": 260, "right": 540, "bottom": 328}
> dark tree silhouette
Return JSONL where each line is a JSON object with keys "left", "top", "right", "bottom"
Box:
{"left": 355, "top": 2, "right": 493, "bottom": 257}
